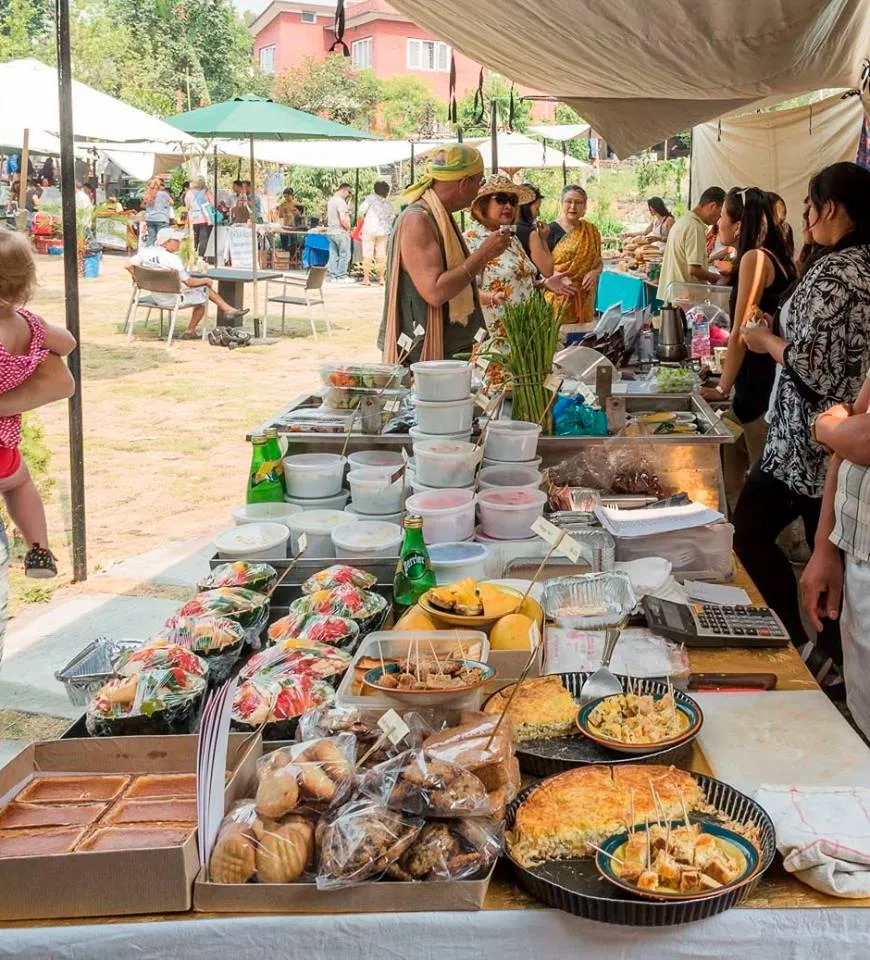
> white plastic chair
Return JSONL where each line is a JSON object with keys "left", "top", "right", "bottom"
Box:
{"left": 123, "top": 265, "right": 207, "bottom": 347}
{"left": 263, "top": 266, "right": 330, "bottom": 338}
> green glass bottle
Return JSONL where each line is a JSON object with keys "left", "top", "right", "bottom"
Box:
{"left": 246, "top": 434, "right": 285, "bottom": 504}
{"left": 393, "top": 515, "right": 436, "bottom": 613}
{"left": 263, "top": 428, "right": 286, "bottom": 494}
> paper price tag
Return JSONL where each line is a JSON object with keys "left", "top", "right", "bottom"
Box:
{"left": 389, "top": 465, "right": 406, "bottom": 485}
{"left": 531, "top": 516, "right": 564, "bottom": 547}
{"left": 413, "top": 324, "right": 426, "bottom": 338}
{"left": 384, "top": 399, "right": 401, "bottom": 413}
{"left": 477, "top": 356, "right": 490, "bottom": 371}
{"left": 378, "top": 709, "right": 411, "bottom": 746}
{"left": 297, "top": 532, "right": 308, "bottom": 555}
{"left": 557, "top": 534, "right": 585, "bottom": 564}
{"left": 529, "top": 620, "right": 542, "bottom": 652}
{"left": 474, "top": 327, "right": 488, "bottom": 344}
{"left": 397, "top": 333, "right": 413, "bottom": 351}
{"left": 544, "top": 374, "right": 564, "bottom": 393}
{"left": 483, "top": 389, "right": 505, "bottom": 418}
{"left": 475, "top": 391, "right": 491, "bottom": 411}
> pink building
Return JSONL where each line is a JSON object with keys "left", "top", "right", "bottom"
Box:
{"left": 250, "top": 0, "right": 554, "bottom": 121}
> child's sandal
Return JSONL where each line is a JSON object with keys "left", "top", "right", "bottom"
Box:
{"left": 24, "top": 544, "right": 57, "bottom": 579}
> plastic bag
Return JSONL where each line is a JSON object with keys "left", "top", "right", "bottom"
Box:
{"left": 422, "top": 712, "right": 515, "bottom": 789}
{"left": 197, "top": 562, "right": 278, "bottom": 595}
{"left": 358, "top": 750, "right": 492, "bottom": 818}
{"left": 266, "top": 612, "right": 360, "bottom": 652}
{"left": 208, "top": 800, "right": 316, "bottom": 885}
{"left": 173, "top": 587, "right": 269, "bottom": 649}
{"left": 230, "top": 674, "right": 335, "bottom": 739}
{"left": 295, "top": 705, "right": 428, "bottom": 768}
{"left": 148, "top": 617, "right": 245, "bottom": 685}
{"left": 301, "top": 564, "right": 377, "bottom": 595}
{"left": 386, "top": 818, "right": 503, "bottom": 882}
{"left": 254, "top": 734, "right": 356, "bottom": 817}
{"left": 552, "top": 394, "right": 609, "bottom": 437}
{"left": 115, "top": 642, "right": 207, "bottom": 679}
{"left": 289, "top": 585, "right": 388, "bottom": 635}
{"left": 316, "top": 800, "right": 423, "bottom": 889}
{"left": 239, "top": 641, "right": 351, "bottom": 686}
{"left": 549, "top": 444, "right": 670, "bottom": 501}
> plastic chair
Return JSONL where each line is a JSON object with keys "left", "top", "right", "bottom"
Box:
{"left": 123, "top": 265, "right": 206, "bottom": 346}
{"left": 263, "top": 266, "right": 330, "bottom": 339}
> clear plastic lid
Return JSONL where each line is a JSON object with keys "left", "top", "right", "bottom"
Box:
{"left": 286, "top": 510, "right": 350, "bottom": 535}
{"left": 331, "top": 521, "right": 403, "bottom": 550}
{"left": 282, "top": 453, "right": 347, "bottom": 473}
{"left": 320, "top": 362, "right": 407, "bottom": 389}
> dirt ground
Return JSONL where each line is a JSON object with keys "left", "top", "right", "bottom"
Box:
{"left": 20, "top": 253, "right": 385, "bottom": 603}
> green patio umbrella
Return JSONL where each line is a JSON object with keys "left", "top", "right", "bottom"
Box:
{"left": 167, "top": 95, "right": 377, "bottom": 328}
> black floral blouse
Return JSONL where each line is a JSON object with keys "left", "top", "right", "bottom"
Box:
{"left": 761, "top": 244, "right": 870, "bottom": 497}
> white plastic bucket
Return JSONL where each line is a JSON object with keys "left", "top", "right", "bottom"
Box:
{"left": 404, "top": 489, "right": 476, "bottom": 545}
{"left": 282, "top": 453, "right": 346, "bottom": 499}
{"left": 428, "top": 541, "right": 490, "bottom": 584}
{"left": 215, "top": 522, "right": 289, "bottom": 560}
{"left": 331, "top": 521, "right": 403, "bottom": 559}
{"left": 232, "top": 502, "right": 304, "bottom": 527}
{"left": 410, "top": 360, "right": 472, "bottom": 402}
{"left": 413, "top": 440, "right": 482, "bottom": 488}
{"left": 483, "top": 420, "right": 542, "bottom": 462}
{"left": 286, "top": 509, "right": 349, "bottom": 557}
{"left": 413, "top": 396, "right": 475, "bottom": 435}
{"left": 477, "top": 487, "right": 548, "bottom": 541}
{"left": 347, "top": 468, "right": 404, "bottom": 516}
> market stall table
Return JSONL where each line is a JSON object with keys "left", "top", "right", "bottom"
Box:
{"left": 190, "top": 267, "right": 282, "bottom": 326}
{"left": 595, "top": 268, "right": 661, "bottom": 314}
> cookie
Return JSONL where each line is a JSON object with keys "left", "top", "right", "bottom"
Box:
{"left": 209, "top": 824, "right": 256, "bottom": 884}
{"left": 255, "top": 822, "right": 310, "bottom": 884}
{"left": 297, "top": 763, "right": 336, "bottom": 803}
{"left": 255, "top": 767, "right": 299, "bottom": 819}
{"left": 306, "top": 741, "right": 351, "bottom": 782}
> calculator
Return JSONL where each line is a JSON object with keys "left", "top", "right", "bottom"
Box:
{"left": 641, "top": 597, "right": 790, "bottom": 648}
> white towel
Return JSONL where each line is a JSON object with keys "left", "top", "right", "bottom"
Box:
{"left": 754, "top": 785, "right": 870, "bottom": 898}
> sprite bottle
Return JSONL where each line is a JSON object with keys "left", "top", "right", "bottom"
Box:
{"left": 246, "top": 434, "right": 285, "bottom": 504}
{"left": 264, "top": 428, "right": 285, "bottom": 491}
{"left": 393, "top": 515, "right": 436, "bottom": 613}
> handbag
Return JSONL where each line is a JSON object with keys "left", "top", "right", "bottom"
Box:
{"left": 351, "top": 218, "right": 364, "bottom": 243}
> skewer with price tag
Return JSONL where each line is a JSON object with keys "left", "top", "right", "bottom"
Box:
{"left": 537, "top": 374, "right": 564, "bottom": 428}
{"left": 396, "top": 324, "right": 426, "bottom": 366}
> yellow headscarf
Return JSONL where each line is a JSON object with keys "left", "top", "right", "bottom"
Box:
{"left": 401, "top": 144, "right": 484, "bottom": 206}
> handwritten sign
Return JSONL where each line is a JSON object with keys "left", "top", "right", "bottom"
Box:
{"left": 297, "top": 533, "right": 308, "bottom": 555}
{"left": 474, "top": 327, "right": 488, "bottom": 344}
{"left": 378, "top": 709, "right": 410, "bottom": 745}
{"left": 397, "top": 333, "right": 413, "bottom": 352}
{"left": 531, "top": 516, "right": 564, "bottom": 547}
{"left": 227, "top": 225, "right": 254, "bottom": 270}
{"left": 558, "top": 534, "right": 585, "bottom": 564}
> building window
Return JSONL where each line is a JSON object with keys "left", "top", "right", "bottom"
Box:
{"left": 259, "top": 45, "right": 276, "bottom": 74}
{"left": 352, "top": 37, "right": 372, "bottom": 70}
{"left": 301, "top": 10, "right": 316, "bottom": 22}
{"left": 407, "top": 38, "right": 450, "bottom": 72}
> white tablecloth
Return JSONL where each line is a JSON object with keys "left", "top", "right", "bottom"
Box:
{"left": 3, "top": 907, "right": 870, "bottom": 960}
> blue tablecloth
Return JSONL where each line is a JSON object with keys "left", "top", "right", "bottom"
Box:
{"left": 596, "top": 269, "right": 660, "bottom": 313}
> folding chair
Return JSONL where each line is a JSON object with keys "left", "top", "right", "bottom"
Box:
{"left": 262, "top": 266, "right": 330, "bottom": 339}
{"left": 123, "top": 265, "right": 207, "bottom": 347}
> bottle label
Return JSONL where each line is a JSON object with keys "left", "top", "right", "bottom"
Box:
{"left": 251, "top": 458, "right": 282, "bottom": 487}
{"left": 402, "top": 551, "right": 429, "bottom": 579}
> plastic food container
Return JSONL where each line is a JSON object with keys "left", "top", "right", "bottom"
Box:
{"left": 410, "top": 360, "right": 473, "bottom": 402}
{"left": 331, "top": 521, "right": 403, "bottom": 559}
{"left": 484, "top": 420, "right": 542, "bottom": 462}
{"left": 344, "top": 504, "right": 404, "bottom": 526}
{"left": 542, "top": 572, "right": 637, "bottom": 629}
{"left": 404, "top": 489, "right": 476, "bottom": 545}
{"left": 320, "top": 361, "right": 406, "bottom": 391}
{"left": 409, "top": 425, "right": 472, "bottom": 444}
{"left": 283, "top": 453, "right": 347, "bottom": 499}
{"left": 428, "top": 541, "right": 490, "bottom": 584}
{"left": 322, "top": 384, "right": 408, "bottom": 412}
{"left": 478, "top": 464, "right": 542, "bottom": 492}
{"left": 284, "top": 490, "right": 349, "bottom": 512}
{"left": 477, "top": 487, "right": 548, "bottom": 541}
{"left": 214, "top": 522, "right": 290, "bottom": 560}
{"left": 347, "top": 468, "right": 404, "bottom": 516}
{"left": 286, "top": 510, "right": 349, "bottom": 557}
{"left": 483, "top": 454, "right": 543, "bottom": 472}
{"left": 231, "top": 502, "right": 304, "bottom": 527}
{"left": 410, "top": 477, "right": 473, "bottom": 497}
{"left": 413, "top": 440, "right": 482, "bottom": 488}
{"left": 347, "top": 450, "right": 405, "bottom": 474}
{"left": 413, "top": 396, "right": 475, "bottom": 435}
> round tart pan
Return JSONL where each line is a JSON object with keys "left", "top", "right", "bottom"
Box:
{"left": 486, "top": 673, "right": 700, "bottom": 776}
{"left": 505, "top": 771, "right": 776, "bottom": 926}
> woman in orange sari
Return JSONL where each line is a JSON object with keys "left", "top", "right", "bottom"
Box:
{"left": 546, "top": 184, "right": 603, "bottom": 324}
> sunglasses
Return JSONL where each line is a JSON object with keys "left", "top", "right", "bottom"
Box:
{"left": 492, "top": 193, "right": 518, "bottom": 206}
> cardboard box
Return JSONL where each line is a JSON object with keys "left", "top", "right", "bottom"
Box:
{"left": 0, "top": 734, "right": 255, "bottom": 921}
{"left": 193, "top": 737, "right": 495, "bottom": 913}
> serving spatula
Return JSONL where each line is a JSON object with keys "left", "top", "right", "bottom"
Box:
{"left": 578, "top": 627, "right": 623, "bottom": 705}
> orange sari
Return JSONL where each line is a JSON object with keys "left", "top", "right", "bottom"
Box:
{"left": 547, "top": 220, "right": 602, "bottom": 324}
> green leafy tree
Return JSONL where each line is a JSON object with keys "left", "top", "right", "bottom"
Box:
{"left": 554, "top": 103, "right": 591, "bottom": 162}
{"left": 0, "top": 0, "right": 51, "bottom": 60}
{"left": 456, "top": 74, "right": 531, "bottom": 137}
{"left": 272, "top": 54, "right": 380, "bottom": 129}
{"left": 377, "top": 75, "right": 444, "bottom": 138}
{"left": 288, "top": 166, "right": 377, "bottom": 221}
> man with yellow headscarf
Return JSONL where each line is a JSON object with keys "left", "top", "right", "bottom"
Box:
{"left": 378, "top": 144, "right": 512, "bottom": 364}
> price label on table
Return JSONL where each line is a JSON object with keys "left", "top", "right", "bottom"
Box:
{"left": 297, "top": 533, "right": 308, "bottom": 555}
{"left": 528, "top": 620, "right": 542, "bottom": 652}
{"left": 531, "top": 516, "right": 565, "bottom": 548}
{"left": 397, "top": 333, "right": 413, "bottom": 351}
{"left": 544, "top": 374, "right": 564, "bottom": 393}
{"left": 557, "top": 534, "right": 585, "bottom": 564}
{"left": 384, "top": 399, "right": 401, "bottom": 413}
{"left": 378, "top": 709, "right": 410, "bottom": 746}
{"left": 474, "top": 327, "right": 488, "bottom": 344}
{"left": 413, "top": 324, "right": 426, "bottom": 338}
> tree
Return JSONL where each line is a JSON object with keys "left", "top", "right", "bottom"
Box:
{"left": 554, "top": 103, "right": 591, "bottom": 162}
{"left": 376, "top": 75, "right": 445, "bottom": 138}
{"left": 272, "top": 54, "right": 380, "bottom": 129}
{"left": 456, "top": 74, "right": 531, "bottom": 137}
{"left": 0, "top": 0, "right": 51, "bottom": 61}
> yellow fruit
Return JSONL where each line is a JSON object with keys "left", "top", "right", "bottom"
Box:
{"left": 490, "top": 613, "right": 535, "bottom": 650}
{"left": 394, "top": 605, "right": 438, "bottom": 632}
{"left": 478, "top": 583, "right": 521, "bottom": 619}
{"left": 518, "top": 596, "right": 544, "bottom": 627}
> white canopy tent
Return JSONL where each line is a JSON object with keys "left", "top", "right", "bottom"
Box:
{"left": 386, "top": 0, "right": 870, "bottom": 157}
{"left": 467, "top": 131, "right": 592, "bottom": 172}
{"left": 528, "top": 123, "right": 592, "bottom": 142}
{"left": 690, "top": 92, "right": 867, "bottom": 244}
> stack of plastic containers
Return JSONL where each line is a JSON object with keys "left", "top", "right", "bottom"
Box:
{"left": 482, "top": 420, "right": 543, "bottom": 470}
{"left": 320, "top": 361, "right": 408, "bottom": 434}
{"left": 345, "top": 449, "right": 406, "bottom": 526}
{"left": 282, "top": 452, "right": 350, "bottom": 512}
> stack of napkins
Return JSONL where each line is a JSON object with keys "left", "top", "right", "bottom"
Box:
{"left": 594, "top": 501, "right": 724, "bottom": 539}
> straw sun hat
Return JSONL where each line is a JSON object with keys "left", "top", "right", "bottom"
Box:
{"left": 470, "top": 174, "right": 536, "bottom": 223}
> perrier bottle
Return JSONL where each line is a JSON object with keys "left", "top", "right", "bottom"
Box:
{"left": 393, "top": 515, "right": 436, "bottom": 614}
{"left": 246, "top": 434, "right": 285, "bottom": 504}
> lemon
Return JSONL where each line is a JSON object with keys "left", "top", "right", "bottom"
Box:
{"left": 490, "top": 613, "right": 535, "bottom": 650}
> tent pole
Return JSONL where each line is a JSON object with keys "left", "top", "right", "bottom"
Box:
{"left": 353, "top": 168, "right": 360, "bottom": 223}
{"left": 249, "top": 134, "right": 259, "bottom": 331}
{"left": 457, "top": 124, "right": 465, "bottom": 231}
{"left": 687, "top": 128, "right": 694, "bottom": 207}
{"left": 56, "top": 0, "right": 87, "bottom": 581}
{"left": 17, "top": 128, "right": 30, "bottom": 230}
{"left": 490, "top": 100, "right": 498, "bottom": 171}
{"left": 561, "top": 140, "right": 568, "bottom": 188}
{"left": 410, "top": 142, "right": 415, "bottom": 182}
{"left": 212, "top": 144, "right": 219, "bottom": 264}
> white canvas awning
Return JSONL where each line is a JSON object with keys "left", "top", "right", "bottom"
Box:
{"left": 386, "top": 0, "right": 870, "bottom": 156}
{"left": 528, "top": 123, "right": 592, "bottom": 142}
{"left": 417, "top": 131, "right": 590, "bottom": 172}
{"left": 690, "top": 92, "right": 867, "bottom": 244}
